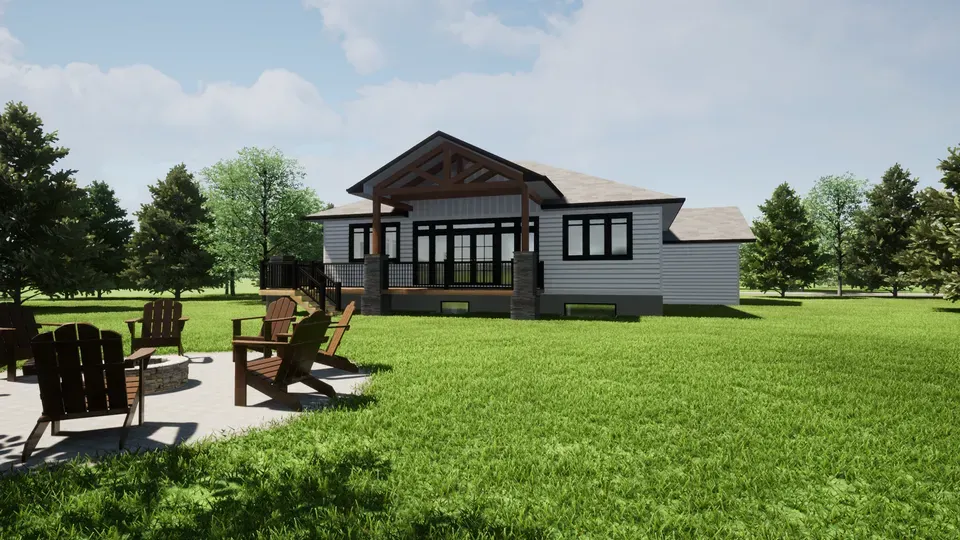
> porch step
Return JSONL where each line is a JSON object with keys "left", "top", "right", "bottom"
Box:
{"left": 290, "top": 290, "right": 341, "bottom": 316}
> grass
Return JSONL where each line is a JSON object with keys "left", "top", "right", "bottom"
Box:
{"left": 2, "top": 297, "right": 960, "bottom": 537}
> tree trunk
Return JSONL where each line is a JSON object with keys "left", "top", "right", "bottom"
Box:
{"left": 892, "top": 284, "right": 899, "bottom": 298}
{"left": 780, "top": 289, "right": 786, "bottom": 298}
{"left": 97, "top": 290, "right": 103, "bottom": 299}
{"left": 230, "top": 270, "right": 236, "bottom": 296}
{"left": 224, "top": 281, "right": 229, "bottom": 295}
{"left": 174, "top": 289, "right": 182, "bottom": 300}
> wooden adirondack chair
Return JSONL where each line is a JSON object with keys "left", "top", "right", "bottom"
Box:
{"left": 231, "top": 297, "right": 298, "bottom": 357}
{"left": 125, "top": 300, "right": 189, "bottom": 355}
{"left": 0, "top": 303, "right": 64, "bottom": 381}
{"left": 21, "top": 323, "right": 154, "bottom": 462}
{"left": 233, "top": 311, "right": 337, "bottom": 411}
{"left": 282, "top": 301, "right": 359, "bottom": 373}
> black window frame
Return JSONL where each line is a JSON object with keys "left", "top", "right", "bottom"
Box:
{"left": 562, "top": 213, "right": 632, "bottom": 261}
{"left": 412, "top": 217, "right": 539, "bottom": 264}
{"left": 349, "top": 223, "right": 400, "bottom": 262}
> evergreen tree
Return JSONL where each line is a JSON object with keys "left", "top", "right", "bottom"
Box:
{"left": 848, "top": 164, "right": 919, "bottom": 296}
{"left": 805, "top": 173, "right": 867, "bottom": 296}
{"left": 0, "top": 101, "right": 92, "bottom": 305}
{"left": 901, "top": 187, "right": 957, "bottom": 294}
{"left": 933, "top": 145, "right": 960, "bottom": 301}
{"left": 741, "top": 183, "right": 822, "bottom": 297}
{"left": 124, "top": 164, "right": 216, "bottom": 299}
{"left": 82, "top": 181, "right": 134, "bottom": 298}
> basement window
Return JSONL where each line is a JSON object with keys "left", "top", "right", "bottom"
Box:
{"left": 564, "top": 303, "right": 617, "bottom": 319}
{"left": 441, "top": 301, "right": 470, "bottom": 315}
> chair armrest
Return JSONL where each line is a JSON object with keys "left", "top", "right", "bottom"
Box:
{"left": 274, "top": 332, "right": 293, "bottom": 339}
{"left": 123, "top": 347, "right": 155, "bottom": 369}
{"left": 0, "top": 327, "right": 15, "bottom": 333}
{"left": 124, "top": 317, "right": 143, "bottom": 324}
{"left": 329, "top": 324, "right": 350, "bottom": 330}
{"left": 231, "top": 315, "right": 265, "bottom": 322}
{"left": 36, "top": 322, "right": 65, "bottom": 327}
{"left": 233, "top": 339, "right": 289, "bottom": 349}
{"left": 264, "top": 316, "right": 298, "bottom": 323}
{"left": 178, "top": 317, "right": 190, "bottom": 322}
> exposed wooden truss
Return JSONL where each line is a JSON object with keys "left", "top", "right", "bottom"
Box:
{"left": 369, "top": 140, "right": 541, "bottom": 255}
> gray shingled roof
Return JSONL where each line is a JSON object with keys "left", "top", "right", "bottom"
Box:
{"left": 516, "top": 161, "right": 681, "bottom": 205}
{"left": 306, "top": 200, "right": 396, "bottom": 219}
{"left": 664, "top": 207, "right": 755, "bottom": 243}
{"left": 307, "top": 161, "right": 683, "bottom": 219}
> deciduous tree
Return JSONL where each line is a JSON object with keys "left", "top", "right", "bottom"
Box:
{"left": 805, "top": 173, "right": 867, "bottom": 296}
{"left": 741, "top": 183, "right": 822, "bottom": 296}
{"left": 124, "top": 164, "right": 216, "bottom": 299}
{"left": 202, "top": 147, "right": 329, "bottom": 292}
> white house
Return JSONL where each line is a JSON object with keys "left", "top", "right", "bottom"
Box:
{"left": 274, "top": 131, "right": 754, "bottom": 318}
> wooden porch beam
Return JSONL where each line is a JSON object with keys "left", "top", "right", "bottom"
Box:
{"left": 379, "top": 199, "right": 412, "bottom": 211}
{"left": 379, "top": 145, "right": 445, "bottom": 190}
{"left": 440, "top": 141, "right": 523, "bottom": 182}
{"left": 526, "top": 187, "right": 543, "bottom": 205}
{"left": 381, "top": 181, "right": 525, "bottom": 201}
{"left": 451, "top": 163, "right": 483, "bottom": 184}
{"left": 371, "top": 190, "right": 382, "bottom": 255}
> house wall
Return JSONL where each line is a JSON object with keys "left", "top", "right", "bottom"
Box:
{"left": 321, "top": 200, "right": 662, "bottom": 293}
{"left": 661, "top": 243, "right": 741, "bottom": 305}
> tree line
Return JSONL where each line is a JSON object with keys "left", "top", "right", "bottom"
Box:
{"left": 742, "top": 149, "right": 960, "bottom": 300}
{"left": 0, "top": 101, "right": 330, "bottom": 305}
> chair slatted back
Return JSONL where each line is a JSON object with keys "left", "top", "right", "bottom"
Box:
{"left": 264, "top": 297, "right": 297, "bottom": 340}
{"left": 276, "top": 312, "right": 331, "bottom": 383}
{"left": 324, "top": 301, "right": 355, "bottom": 355}
{"left": 0, "top": 303, "right": 39, "bottom": 352}
{"left": 142, "top": 300, "right": 182, "bottom": 340}
{"left": 31, "top": 324, "right": 129, "bottom": 419}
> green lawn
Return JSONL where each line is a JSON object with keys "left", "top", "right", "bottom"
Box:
{"left": 3, "top": 297, "right": 960, "bottom": 537}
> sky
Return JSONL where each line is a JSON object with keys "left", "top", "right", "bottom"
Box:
{"left": 1, "top": 0, "right": 958, "bottom": 221}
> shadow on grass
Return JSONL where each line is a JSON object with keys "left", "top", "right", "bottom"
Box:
{"left": 360, "top": 362, "right": 394, "bottom": 374}
{"left": 30, "top": 305, "right": 140, "bottom": 315}
{"left": 934, "top": 307, "right": 960, "bottom": 314}
{"left": 740, "top": 298, "right": 802, "bottom": 307}
{"left": 664, "top": 305, "right": 760, "bottom": 319}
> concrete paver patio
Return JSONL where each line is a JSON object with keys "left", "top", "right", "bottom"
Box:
{"left": 0, "top": 351, "right": 370, "bottom": 472}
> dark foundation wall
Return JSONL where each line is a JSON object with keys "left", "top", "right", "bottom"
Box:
{"left": 347, "top": 292, "right": 661, "bottom": 316}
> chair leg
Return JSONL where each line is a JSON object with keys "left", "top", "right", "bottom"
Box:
{"left": 120, "top": 394, "right": 140, "bottom": 450}
{"left": 6, "top": 359, "right": 15, "bottom": 382}
{"left": 51, "top": 420, "right": 61, "bottom": 435}
{"left": 22, "top": 420, "right": 50, "bottom": 462}
{"left": 234, "top": 348, "right": 247, "bottom": 407}
{"left": 316, "top": 353, "right": 360, "bottom": 373}
{"left": 178, "top": 342, "right": 184, "bottom": 356}
{"left": 300, "top": 376, "right": 337, "bottom": 398}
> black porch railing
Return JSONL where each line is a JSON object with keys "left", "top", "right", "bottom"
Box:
{"left": 259, "top": 259, "right": 342, "bottom": 311}
{"left": 260, "top": 258, "right": 545, "bottom": 295}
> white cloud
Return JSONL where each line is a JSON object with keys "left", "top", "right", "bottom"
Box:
{"left": 2, "top": 0, "right": 959, "bottom": 220}
{"left": 446, "top": 11, "right": 546, "bottom": 55}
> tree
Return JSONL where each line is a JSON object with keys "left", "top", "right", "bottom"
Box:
{"left": 81, "top": 181, "right": 134, "bottom": 298}
{"left": 0, "top": 101, "right": 94, "bottom": 305}
{"left": 805, "top": 173, "right": 867, "bottom": 296}
{"left": 202, "top": 147, "right": 329, "bottom": 292}
{"left": 901, "top": 187, "right": 957, "bottom": 295}
{"left": 740, "top": 183, "right": 822, "bottom": 297}
{"left": 847, "top": 164, "right": 919, "bottom": 296}
{"left": 124, "top": 164, "right": 216, "bottom": 299}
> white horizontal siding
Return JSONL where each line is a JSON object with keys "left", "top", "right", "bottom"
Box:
{"left": 662, "top": 243, "right": 741, "bottom": 305}
{"left": 410, "top": 196, "right": 539, "bottom": 220}
{"left": 539, "top": 205, "right": 662, "bottom": 295}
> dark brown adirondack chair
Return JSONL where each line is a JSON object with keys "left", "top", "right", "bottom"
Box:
{"left": 0, "top": 303, "right": 64, "bottom": 381}
{"left": 282, "top": 301, "right": 359, "bottom": 373}
{"left": 231, "top": 297, "right": 298, "bottom": 357}
{"left": 233, "top": 311, "right": 337, "bottom": 411}
{"left": 125, "top": 300, "right": 189, "bottom": 355}
{"left": 21, "top": 324, "right": 154, "bottom": 462}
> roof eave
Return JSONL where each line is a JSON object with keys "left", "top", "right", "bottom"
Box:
{"left": 540, "top": 197, "right": 686, "bottom": 210}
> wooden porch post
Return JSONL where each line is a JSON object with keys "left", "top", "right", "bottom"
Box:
{"left": 371, "top": 191, "right": 382, "bottom": 255}
{"left": 520, "top": 184, "right": 530, "bottom": 251}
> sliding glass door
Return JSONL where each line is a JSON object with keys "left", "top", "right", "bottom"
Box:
{"left": 414, "top": 218, "right": 537, "bottom": 287}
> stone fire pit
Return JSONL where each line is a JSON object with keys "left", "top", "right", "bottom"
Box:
{"left": 126, "top": 355, "right": 190, "bottom": 395}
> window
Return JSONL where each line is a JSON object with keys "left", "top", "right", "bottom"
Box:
{"left": 564, "top": 303, "right": 617, "bottom": 319}
{"left": 441, "top": 301, "right": 469, "bottom": 315}
{"left": 349, "top": 223, "right": 400, "bottom": 262}
{"left": 562, "top": 213, "right": 632, "bottom": 260}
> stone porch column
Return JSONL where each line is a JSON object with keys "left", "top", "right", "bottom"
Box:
{"left": 511, "top": 251, "right": 539, "bottom": 320}
{"left": 361, "top": 254, "right": 390, "bottom": 315}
